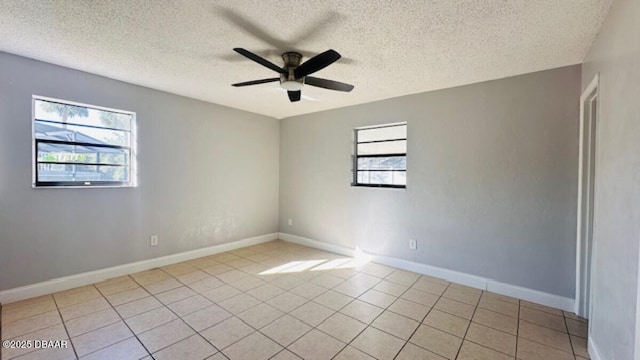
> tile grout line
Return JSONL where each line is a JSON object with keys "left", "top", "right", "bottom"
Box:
{"left": 233, "top": 265, "right": 393, "bottom": 359}
{"left": 6, "top": 292, "right": 136, "bottom": 358}
{"left": 296, "top": 269, "right": 451, "bottom": 358}
{"left": 516, "top": 298, "right": 521, "bottom": 359}
{"left": 157, "top": 259, "right": 332, "bottom": 359}
{"left": 5, "top": 288, "right": 164, "bottom": 359}
{"left": 93, "top": 275, "right": 158, "bottom": 360}
{"left": 1, "top": 298, "right": 67, "bottom": 360}
{"left": 470, "top": 302, "right": 520, "bottom": 335}
{"left": 210, "top": 273, "right": 322, "bottom": 357}
{"left": 268, "top": 268, "right": 376, "bottom": 359}
{"left": 451, "top": 284, "right": 480, "bottom": 359}
{"left": 562, "top": 311, "right": 578, "bottom": 359}
{"left": 51, "top": 290, "right": 81, "bottom": 360}
{"left": 461, "top": 295, "right": 522, "bottom": 358}
{"left": 517, "top": 313, "right": 581, "bottom": 356}
{"left": 324, "top": 274, "right": 397, "bottom": 359}
{"left": 392, "top": 280, "right": 451, "bottom": 360}
{"left": 329, "top": 272, "right": 424, "bottom": 360}
{"left": 167, "top": 253, "right": 293, "bottom": 358}
{"left": 238, "top": 269, "right": 336, "bottom": 357}
{"left": 136, "top": 268, "right": 226, "bottom": 359}
{"left": 406, "top": 285, "right": 521, "bottom": 359}
{"left": 436, "top": 290, "right": 521, "bottom": 359}
{"left": 450, "top": 290, "right": 520, "bottom": 357}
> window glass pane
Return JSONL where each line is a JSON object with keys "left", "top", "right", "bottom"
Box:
{"left": 34, "top": 121, "right": 130, "bottom": 146}
{"left": 37, "top": 142, "right": 129, "bottom": 165}
{"left": 357, "top": 171, "right": 406, "bottom": 186}
{"left": 37, "top": 164, "right": 129, "bottom": 182}
{"left": 393, "top": 171, "right": 407, "bottom": 185}
{"left": 357, "top": 171, "right": 391, "bottom": 185}
{"left": 357, "top": 171, "right": 369, "bottom": 184}
{"left": 35, "top": 121, "right": 130, "bottom": 147}
{"left": 34, "top": 99, "right": 131, "bottom": 131}
{"left": 357, "top": 156, "right": 406, "bottom": 170}
{"left": 357, "top": 125, "right": 406, "bottom": 142}
{"left": 357, "top": 140, "right": 406, "bottom": 155}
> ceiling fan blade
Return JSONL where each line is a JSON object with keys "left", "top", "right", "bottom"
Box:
{"left": 294, "top": 49, "right": 341, "bottom": 78}
{"left": 232, "top": 78, "right": 280, "bottom": 87}
{"left": 305, "top": 77, "right": 354, "bottom": 92}
{"left": 234, "top": 48, "right": 286, "bottom": 74}
{"left": 288, "top": 90, "right": 301, "bottom": 102}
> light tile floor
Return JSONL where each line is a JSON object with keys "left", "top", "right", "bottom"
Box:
{"left": 1, "top": 240, "right": 589, "bottom": 360}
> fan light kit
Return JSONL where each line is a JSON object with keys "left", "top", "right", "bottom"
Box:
{"left": 280, "top": 80, "right": 303, "bottom": 91}
{"left": 232, "top": 48, "right": 354, "bottom": 102}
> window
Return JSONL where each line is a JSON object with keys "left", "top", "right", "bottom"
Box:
{"left": 353, "top": 122, "right": 407, "bottom": 188}
{"left": 32, "top": 96, "right": 136, "bottom": 187}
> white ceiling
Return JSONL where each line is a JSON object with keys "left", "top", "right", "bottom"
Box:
{"left": 0, "top": 1, "right": 612, "bottom": 119}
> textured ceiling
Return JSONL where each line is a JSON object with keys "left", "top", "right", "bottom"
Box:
{"left": 0, "top": 1, "right": 612, "bottom": 119}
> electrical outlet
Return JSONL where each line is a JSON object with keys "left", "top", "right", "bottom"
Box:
{"left": 409, "top": 239, "right": 417, "bottom": 250}
{"left": 288, "top": 218, "right": 293, "bottom": 226}
{"left": 150, "top": 235, "right": 158, "bottom": 247}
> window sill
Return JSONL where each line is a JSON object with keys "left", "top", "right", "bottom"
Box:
{"left": 33, "top": 184, "right": 136, "bottom": 189}
{"left": 351, "top": 184, "right": 406, "bottom": 189}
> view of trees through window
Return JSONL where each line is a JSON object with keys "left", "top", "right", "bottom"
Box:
{"left": 33, "top": 97, "right": 134, "bottom": 186}
{"left": 353, "top": 123, "right": 407, "bottom": 187}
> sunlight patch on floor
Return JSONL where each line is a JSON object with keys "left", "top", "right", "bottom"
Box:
{"left": 259, "top": 247, "right": 373, "bottom": 275}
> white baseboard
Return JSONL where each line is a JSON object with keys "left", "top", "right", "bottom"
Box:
{"left": 0, "top": 233, "right": 278, "bottom": 305}
{"left": 372, "top": 253, "right": 488, "bottom": 290}
{"left": 486, "top": 280, "right": 574, "bottom": 312}
{"left": 589, "top": 335, "right": 603, "bottom": 360}
{"left": 279, "top": 232, "right": 575, "bottom": 312}
{"left": 278, "top": 233, "right": 356, "bottom": 257}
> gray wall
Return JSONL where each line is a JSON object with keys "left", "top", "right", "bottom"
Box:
{"left": 0, "top": 52, "right": 280, "bottom": 290}
{"left": 280, "top": 65, "right": 581, "bottom": 297}
{"left": 581, "top": 0, "right": 640, "bottom": 358}
{"left": 0, "top": 48, "right": 585, "bottom": 305}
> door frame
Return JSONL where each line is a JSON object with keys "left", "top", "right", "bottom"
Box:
{"left": 575, "top": 74, "right": 599, "bottom": 318}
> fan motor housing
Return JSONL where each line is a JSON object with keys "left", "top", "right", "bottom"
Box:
{"left": 280, "top": 52, "right": 304, "bottom": 90}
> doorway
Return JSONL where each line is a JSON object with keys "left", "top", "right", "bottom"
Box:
{"left": 575, "top": 74, "right": 599, "bottom": 319}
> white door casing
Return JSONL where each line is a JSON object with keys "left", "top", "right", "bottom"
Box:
{"left": 575, "top": 74, "right": 599, "bottom": 320}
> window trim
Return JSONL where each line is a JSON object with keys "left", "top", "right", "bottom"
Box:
{"left": 32, "top": 95, "right": 137, "bottom": 188}
{"left": 352, "top": 122, "right": 407, "bottom": 189}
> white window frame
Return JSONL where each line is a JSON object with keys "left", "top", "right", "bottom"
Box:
{"left": 352, "top": 122, "right": 407, "bottom": 188}
{"left": 32, "top": 95, "right": 137, "bottom": 188}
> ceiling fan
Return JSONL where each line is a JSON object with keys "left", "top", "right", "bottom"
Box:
{"left": 231, "top": 48, "right": 354, "bottom": 102}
